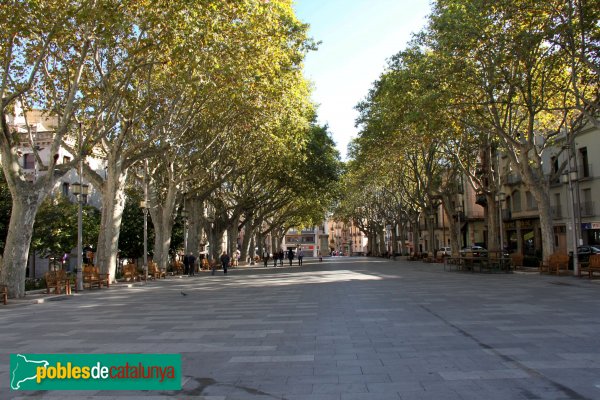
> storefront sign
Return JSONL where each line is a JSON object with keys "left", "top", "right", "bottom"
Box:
{"left": 582, "top": 222, "right": 600, "bottom": 230}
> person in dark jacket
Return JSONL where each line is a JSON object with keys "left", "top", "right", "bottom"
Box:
{"left": 287, "top": 249, "right": 294, "bottom": 266}
{"left": 278, "top": 250, "right": 284, "bottom": 266}
{"left": 188, "top": 253, "right": 196, "bottom": 276}
{"left": 183, "top": 254, "right": 190, "bottom": 275}
{"left": 220, "top": 251, "right": 230, "bottom": 274}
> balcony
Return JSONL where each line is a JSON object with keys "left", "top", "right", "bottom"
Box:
{"left": 506, "top": 174, "right": 522, "bottom": 185}
{"left": 578, "top": 163, "right": 593, "bottom": 180}
{"left": 475, "top": 194, "right": 487, "bottom": 207}
{"left": 580, "top": 201, "right": 596, "bottom": 217}
{"left": 550, "top": 205, "right": 563, "bottom": 219}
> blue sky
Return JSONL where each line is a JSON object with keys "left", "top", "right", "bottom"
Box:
{"left": 293, "top": 0, "right": 432, "bottom": 159}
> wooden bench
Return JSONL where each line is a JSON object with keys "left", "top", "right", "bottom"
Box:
{"left": 171, "top": 260, "right": 184, "bottom": 275}
{"left": 510, "top": 253, "right": 524, "bottom": 270}
{"left": 122, "top": 264, "right": 140, "bottom": 282}
{"left": 148, "top": 262, "right": 166, "bottom": 279}
{"left": 1, "top": 284, "right": 7, "bottom": 305}
{"left": 82, "top": 265, "right": 110, "bottom": 289}
{"left": 584, "top": 254, "right": 600, "bottom": 278}
{"left": 45, "top": 270, "right": 71, "bottom": 295}
{"left": 540, "top": 253, "right": 569, "bottom": 275}
{"left": 201, "top": 258, "right": 210, "bottom": 270}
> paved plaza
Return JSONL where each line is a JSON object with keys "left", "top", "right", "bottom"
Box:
{"left": 1, "top": 257, "right": 600, "bottom": 399}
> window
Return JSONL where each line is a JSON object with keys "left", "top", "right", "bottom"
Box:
{"left": 23, "top": 154, "right": 34, "bottom": 169}
{"left": 512, "top": 191, "right": 522, "bottom": 212}
{"left": 553, "top": 193, "right": 562, "bottom": 218}
{"left": 62, "top": 182, "right": 70, "bottom": 197}
{"left": 581, "top": 188, "right": 593, "bottom": 216}
{"left": 62, "top": 155, "right": 71, "bottom": 164}
{"left": 551, "top": 156, "right": 559, "bottom": 183}
{"left": 526, "top": 191, "right": 537, "bottom": 210}
{"left": 579, "top": 147, "right": 589, "bottom": 178}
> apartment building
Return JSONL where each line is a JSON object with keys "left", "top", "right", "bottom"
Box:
{"left": 7, "top": 104, "right": 105, "bottom": 277}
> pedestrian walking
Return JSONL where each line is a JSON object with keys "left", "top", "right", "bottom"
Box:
{"left": 188, "top": 253, "right": 196, "bottom": 276}
{"left": 183, "top": 254, "right": 190, "bottom": 275}
{"left": 297, "top": 248, "right": 304, "bottom": 266}
{"left": 263, "top": 249, "right": 270, "bottom": 267}
{"left": 287, "top": 249, "right": 294, "bottom": 266}
{"left": 220, "top": 251, "right": 230, "bottom": 274}
{"left": 278, "top": 250, "right": 284, "bottom": 266}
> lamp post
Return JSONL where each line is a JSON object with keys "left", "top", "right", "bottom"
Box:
{"left": 140, "top": 200, "right": 149, "bottom": 281}
{"left": 563, "top": 170, "right": 579, "bottom": 276}
{"left": 456, "top": 203, "right": 463, "bottom": 252}
{"left": 71, "top": 182, "right": 89, "bottom": 291}
{"left": 181, "top": 208, "right": 189, "bottom": 256}
{"left": 205, "top": 209, "right": 215, "bottom": 261}
{"left": 495, "top": 192, "right": 506, "bottom": 254}
{"left": 428, "top": 213, "right": 436, "bottom": 254}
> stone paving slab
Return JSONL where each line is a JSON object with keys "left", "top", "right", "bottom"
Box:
{"left": 1, "top": 257, "right": 600, "bottom": 399}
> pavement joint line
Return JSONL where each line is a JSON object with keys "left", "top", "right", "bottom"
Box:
{"left": 419, "top": 303, "right": 593, "bottom": 400}
{"left": 2, "top": 257, "right": 600, "bottom": 399}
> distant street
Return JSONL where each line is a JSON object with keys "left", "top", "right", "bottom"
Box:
{"left": 1, "top": 257, "right": 600, "bottom": 399}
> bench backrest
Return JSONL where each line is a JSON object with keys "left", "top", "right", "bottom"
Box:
{"left": 83, "top": 265, "right": 99, "bottom": 277}
{"left": 510, "top": 253, "right": 524, "bottom": 266}
{"left": 46, "top": 269, "right": 67, "bottom": 282}
{"left": 548, "top": 253, "right": 569, "bottom": 266}
{"left": 123, "top": 264, "right": 137, "bottom": 275}
{"left": 589, "top": 254, "right": 600, "bottom": 268}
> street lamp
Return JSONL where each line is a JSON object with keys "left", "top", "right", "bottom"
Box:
{"left": 456, "top": 203, "right": 463, "bottom": 251}
{"left": 181, "top": 208, "right": 189, "bottom": 256}
{"left": 428, "top": 213, "right": 436, "bottom": 254}
{"left": 140, "top": 199, "right": 149, "bottom": 281}
{"left": 71, "top": 182, "right": 89, "bottom": 291}
{"left": 205, "top": 208, "right": 215, "bottom": 260}
{"left": 495, "top": 192, "right": 506, "bottom": 254}
{"left": 562, "top": 170, "right": 580, "bottom": 276}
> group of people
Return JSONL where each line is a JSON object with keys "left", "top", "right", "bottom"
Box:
{"left": 183, "top": 247, "right": 308, "bottom": 276}
{"left": 262, "top": 248, "right": 304, "bottom": 267}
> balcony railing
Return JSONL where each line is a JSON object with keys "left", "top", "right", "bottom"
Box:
{"left": 550, "top": 205, "right": 563, "bottom": 219}
{"left": 580, "top": 201, "right": 596, "bottom": 217}
{"left": 506, "top": 174, "right": 522, "bottom": 185}
{"left": 578, "top": 163, "right": 593, "bottom": 180}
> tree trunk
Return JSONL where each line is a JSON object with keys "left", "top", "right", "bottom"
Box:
{"left": 240, "top": 219, "right": 256, "bottom": 262}
{"left": 95, "top": 163, "right": 128, "bottom": 281}
{"left": 149, "top": 171, "right": 178, "bottom": 272}
{"left": 486, "top": 193, "right": 499, "bottom": 251}
{"left": 227, "top": 215, "right": 240, "bottom": 256}
{"left": 441, "top": 200, "right": 459, "bottom": 257}
{"left": 186, "top": 197, "right": 203, "bottom": 257}
{"left": 249, "top": 235, "right": 256, "bottom": 262}
{"left": 271, "top": 234, "right": 277, "bottom": 255}
{"left": 398, "top": 222, "right": 406, "bottom": 256}
{"left": 0, "top": 192, "right": 43, "bottom": 298}
{"left": 512, "top": 151, "right": 554, "bottom": 262}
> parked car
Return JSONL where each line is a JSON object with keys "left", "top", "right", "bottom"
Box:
{"left": 437, "top": 247, "right": 452, "bottom": 257}
{"left": 569, "top": 245, "right": 600, "bottom": 267}
{"left": 460, "top": 245, "right": 488, "bottom": 257}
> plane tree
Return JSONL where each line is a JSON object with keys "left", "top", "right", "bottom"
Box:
{"left": 0, "top": 0, "right": 141, "bottom": 297}
{"left": 427, "top": 0, "right": 590, "bottom": 261}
